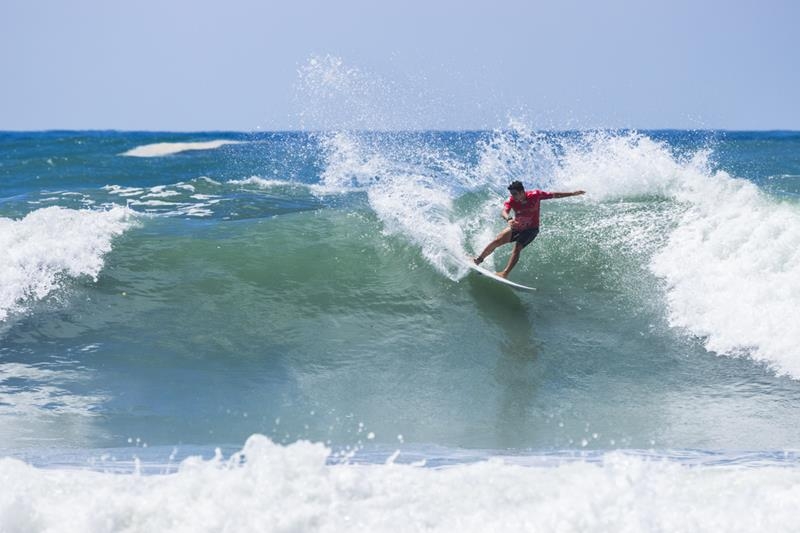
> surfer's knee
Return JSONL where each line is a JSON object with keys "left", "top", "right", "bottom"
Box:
{"left": 497, "top": 230, "right": 512, "bottom": 245}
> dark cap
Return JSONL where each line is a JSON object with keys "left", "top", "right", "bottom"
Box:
{"left": 507, "top": 180, "right": 524, "bottom": 192}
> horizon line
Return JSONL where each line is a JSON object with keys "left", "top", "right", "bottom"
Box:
{"left": 2, "top": 127, "right": 799, "bottom": 134}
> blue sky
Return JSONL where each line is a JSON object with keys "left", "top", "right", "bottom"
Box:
{"left": 2, "top": 0, "right": 797, "bottom": 131}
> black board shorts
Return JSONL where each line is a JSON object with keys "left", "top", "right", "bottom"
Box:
{"left": 510, "top": 227, "right": 540, "bottom": 248}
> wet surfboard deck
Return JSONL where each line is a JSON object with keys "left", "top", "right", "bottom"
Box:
{"left": 467, "top": 262, "right": 536, "bottom": 291}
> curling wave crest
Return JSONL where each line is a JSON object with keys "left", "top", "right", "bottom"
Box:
{"left": 0, "top": 206, "right": 134, "bottom": 321}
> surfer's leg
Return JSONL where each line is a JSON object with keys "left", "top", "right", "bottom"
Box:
{"left": 474, "top": 229, "right": 512, "bottom": 264}
{"left": 497, "top": 228, "right": 538, "bottom": 277}
{"left": 497, "top": 242, "right": 524, "bottom": 278}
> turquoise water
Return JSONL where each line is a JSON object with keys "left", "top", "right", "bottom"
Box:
{"left": 2, "top": 129, "right": 800, "bottom": 459}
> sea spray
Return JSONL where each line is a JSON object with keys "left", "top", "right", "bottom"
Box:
{"left": 294, "top": 55, "right": 450, "bottom": 132}
{"left": 318, "top": 131, "right": 472, "bottom": 278}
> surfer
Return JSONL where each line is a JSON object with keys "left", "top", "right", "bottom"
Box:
{"left": 473, "top": 181, "right": 585, "bottom": 278}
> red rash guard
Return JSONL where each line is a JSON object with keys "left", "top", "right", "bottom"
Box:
{"left": 503, "top": 189, "right": 554, "bottom": 230}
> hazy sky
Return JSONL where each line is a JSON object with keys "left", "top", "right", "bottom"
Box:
{"left": 2, "top": 0, "right": 797, "bottom": 131}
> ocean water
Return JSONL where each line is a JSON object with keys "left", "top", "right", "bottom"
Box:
{"left": 2, "top": 128, "right": 800, "bottom": 531}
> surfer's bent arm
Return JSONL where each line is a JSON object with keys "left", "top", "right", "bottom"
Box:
{"left": 501, "top": 207, "right": 512, "bottom": 222}
{"left": 550, "top": 190, "right": 585, "bottom": 199}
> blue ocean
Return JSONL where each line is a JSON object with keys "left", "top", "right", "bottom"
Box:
{"left": 2, "top": 126, "right": 800, "bottom": 530}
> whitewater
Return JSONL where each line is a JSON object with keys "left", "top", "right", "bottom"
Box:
{"left": 4, "top": 435, "right": 800, "bottom": 533}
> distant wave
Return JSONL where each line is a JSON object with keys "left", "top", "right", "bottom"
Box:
{"left": 121, "top": 140, "right": 243, "bottom": 158}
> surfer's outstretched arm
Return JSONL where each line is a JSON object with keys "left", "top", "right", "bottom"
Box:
{"left": 550, "top": 190, "right": 585, "bottom": 199}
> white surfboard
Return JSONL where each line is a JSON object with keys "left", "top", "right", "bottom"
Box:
{"left": 467, "top": 261, "right": 536, "bottom": 291}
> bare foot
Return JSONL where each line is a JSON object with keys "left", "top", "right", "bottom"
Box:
{"left": 473, "top": 256, "right": 484, "bottom": 265}
{"left": 495, "top": 271, "right": 508, "bottom": 279}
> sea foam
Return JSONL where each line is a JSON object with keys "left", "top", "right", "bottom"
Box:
{"left": 0, "top": 206, "right": 133, "bottom": 321}
{"left": 3, "top": 434, "right": 800, "bottom": 533}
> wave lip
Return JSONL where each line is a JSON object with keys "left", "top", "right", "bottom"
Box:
{"left": 651, "top": 175, "right": 800, "bottom": 377}
{"left": 121, "top": 140, "right": 243, "bottom": 158}
{"left": 0, "top": 206, "right": 133, "bottom": 321}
